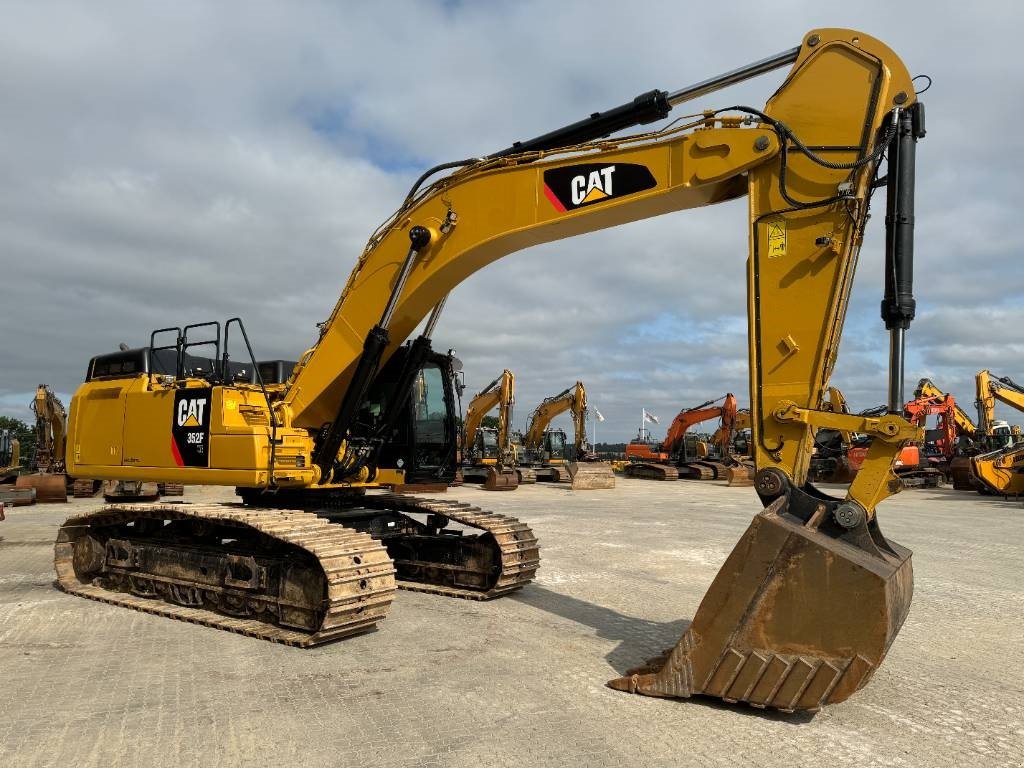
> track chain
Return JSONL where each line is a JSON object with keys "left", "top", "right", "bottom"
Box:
{"left": 360, "top": 493, "right": 540, "bottom": 599}
{"left": 54, "top": 503, "right": 396, "bottom": 646}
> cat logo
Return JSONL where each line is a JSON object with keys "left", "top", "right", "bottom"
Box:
{"left": 177, "top": 397, "right": 207, "bottom": 427}
{"left": 543, "top": 162, "right": 656, "bottom": 212}
{"left": 172, "top": 388, "right": 212, "bottom": 468}
{"left": 571, "top": 165, "right": 616, "bottom": 205}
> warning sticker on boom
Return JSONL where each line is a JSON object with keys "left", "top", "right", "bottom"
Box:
{"left": 766, "top": 218, "right": 787, "bottom": 258}
{"left": 171, "top": 388, "right": 211, "bottom": 467}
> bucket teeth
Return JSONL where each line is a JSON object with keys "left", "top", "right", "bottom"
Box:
{"left": 609, "top": 494, "right": 913, "bottom": 711}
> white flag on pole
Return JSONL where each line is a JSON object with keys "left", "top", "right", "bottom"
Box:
{"left": 643, "top": 408, "right": 660, "bottom": 424}
{"left": 593, "top": 408, "right": 605, "bottom": 422}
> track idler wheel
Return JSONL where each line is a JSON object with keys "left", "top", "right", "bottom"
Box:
{"left": 483, "top": 468, "right": 519, "bottom": 491}
{"left": 609, "top": 481, "right": 913, "bottom": 712}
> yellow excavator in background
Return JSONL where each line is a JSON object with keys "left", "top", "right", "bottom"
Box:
{"left": 0, "top": 431, "right": 20, "bottom": 481}
{"left": 57, "top": 28, "right": 924, "bottom": 711}
{"left": 709, "top": 408, "right": 756, "bottom": 486}
{"left": 519, "top": 382, "right": 615, "bottom": 490}
{"left": 969, "top": 370, "right": 1024, "bottom": 494}
{"left": 461, "top": 370, "right": 520, "bottom": 490}
{"left": 16, "top": 385, "right": 70, "bottom": 502}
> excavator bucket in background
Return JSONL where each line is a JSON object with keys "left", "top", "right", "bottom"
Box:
{"left": 103, "top": 480, "right": 161, "bottom": 502}
{"left": 609, "top": 495, "right": 913, "bottom": 711}
{"left": 948, "top": 456, "right": 976, "bottom": 490}
{"left": 15, "top": 474, "right": 67, "bottom": 503}
{"left": 568, "top": 461, "right": 616, "bottom": 490}
{"left": 724, "top": 461, "right": 755, "bottom": 487}
{"left": 515, "top": 467, "right": 537, "bottom": 484}
{"left": 483, "top": 468, "right": 519, "bottom": 491}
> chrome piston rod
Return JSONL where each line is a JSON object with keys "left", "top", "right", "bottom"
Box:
{"left": 666, "top": 46, "right": 800, "bottom": 108}
{"left": 888, "top": 328, "right": 906, "bottom": 412}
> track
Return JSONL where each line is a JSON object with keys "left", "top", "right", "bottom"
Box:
{"left": 54, "top": 492, "right": 540, "bottom": 644}
{"left": 624, "top": 462, "right": 680, "bottom": 481}
{"left": 356, "top": 493, "right": 540, "bottom": 599}
{"left": 54, "top": 503, "right": 396, "bottom": 646}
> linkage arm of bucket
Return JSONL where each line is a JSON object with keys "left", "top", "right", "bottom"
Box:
{"left": 772, "top": 402, "right": 922, "bottom": 517}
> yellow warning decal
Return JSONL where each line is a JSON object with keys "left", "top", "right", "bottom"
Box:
{"left": 766, "top": 218, "right": 786, "bottom": 258}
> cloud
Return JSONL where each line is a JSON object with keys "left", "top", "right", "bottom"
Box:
{"left": 1, "top": 1, "right": 1021, "bottom": 442}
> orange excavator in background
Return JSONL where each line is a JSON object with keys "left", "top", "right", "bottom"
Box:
{"left": 625, "top": 394, "right": 745, "bottom": 481}
{"left": 461, "top": 370, "right": 519, "bottom": 490}
{"left": 903, "top": 386, "right": 974, "bottom": 484}
{"left": 914, "top": 378, "right": 982, "bottom": 489}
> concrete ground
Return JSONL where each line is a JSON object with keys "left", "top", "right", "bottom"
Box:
{"left": 1, "top": 479, "right": 1021, "bottom": 768}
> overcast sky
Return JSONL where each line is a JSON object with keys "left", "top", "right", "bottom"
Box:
{"left": 2, "top": 1, "right": 1022, "bottom": 441}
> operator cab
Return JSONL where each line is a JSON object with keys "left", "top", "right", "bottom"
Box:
{"left": 542, "top": 429, "right": 567, "bottom": 461}
{"left": 472, "top": 427, "right": 500, "bottom": 461}
{"left": 359, "top": 345, "right": 461, "bottom": 484}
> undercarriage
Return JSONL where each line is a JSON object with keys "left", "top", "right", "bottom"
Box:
{"left": 55, "top": 492, "right": 540, "bottom": 644}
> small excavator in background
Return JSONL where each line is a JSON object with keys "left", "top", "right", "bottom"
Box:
{"left": 461, "top": 370, "right": 520, "bottom": 490}
{"left": 0, "top": 431, "right": 29, "bottom": 508}
{"left": 519, "top": 382, "right": 615, "bottom": 489}
{"left": 625, "top": 394, "right": 748, "bottom": 481}
{"left": 56, "top": 29, "right": 926, "bottom": 710}
{"left": 15, "top": 385, "right": 71, "bottom": 502}
{"left": 0, "top": 430, "right": 21, "bottom": 482}
{"left": 969, "top": 370, "right": 1024, "bottom": 495}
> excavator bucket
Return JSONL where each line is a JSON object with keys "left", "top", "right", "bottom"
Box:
{"left": 483, "top": 468, "right": 519, "bottom": 491}
{"left": 568, "top": 461, "right": 616, "bottom": 490}
{"left": 15, "top": 474, "right": 67, "bottom": 503}
{"left": 725, "top": 462, "right": 755, "bottom": 487}
{"left": 102, "top": 480, "right": 160, "bottom": 502}
{"left": 948, "top": 456, "right": 976, "bottom": 490}
{"left": 609, "top": 495, "right": 913, "bottom": 711}
{"left": 516, "top": 467, "right": 538, "bottom": 484}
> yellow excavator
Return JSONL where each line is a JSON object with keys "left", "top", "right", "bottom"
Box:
{"left": 57, "top": 28, "right": 924, "bottom": 711}
{"left": 969, "top": 370, "right": 1024, "bottom": 494}
{"left": 461, "top": 369, "right": 520, "bottom": 490}
{"left": 519, "top": 382, "right": 616, "bottom": 490}
{"left": 0, "top": 431, "right": 20, "bottom": 481}
{"left": 16, "top": 385, "right": 71, "bottom": 502}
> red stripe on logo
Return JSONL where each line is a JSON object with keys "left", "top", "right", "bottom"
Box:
{"left": 170, "top": 436, "right": 184, "bottom": 467}
{"left": 543, "top": 184, "right": 566, "bottom": 212}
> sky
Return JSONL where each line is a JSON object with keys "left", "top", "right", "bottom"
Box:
{"left": 1, "top": 1, "right": 1022, "bottom": 441}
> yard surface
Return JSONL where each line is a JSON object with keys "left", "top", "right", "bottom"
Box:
{"left": 1, "top": 479, "right": 1021, "bottom": 767}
